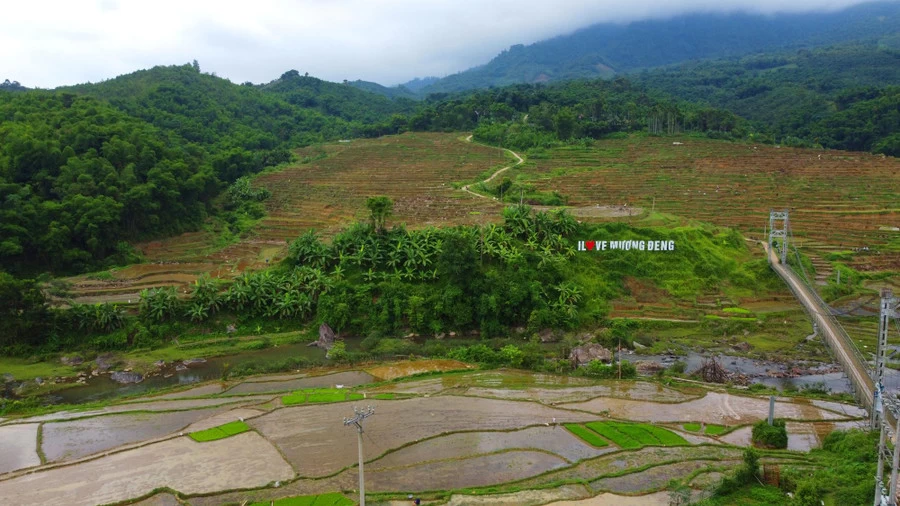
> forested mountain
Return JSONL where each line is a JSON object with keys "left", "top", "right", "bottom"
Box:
{"left": 632, "top": 43, "right": 900, "bottom": 153}
{"left": 347, "top": 79, "right": 419, "bottom": 101}
{"left": 0, "top": 64, "right": 411, "bottom": 275}
{"left": 408, "top": 79, "right": 743, "bottom": 153}
{"left": 260, "top": 71, "right": 418, "bottom": 122}
{"left": 419, "top": 1, "right": 900, "bottom": 94}
{"left": 0, "top": 91, "right": 216, "bottom": 273}
{"left": 399, "top": 77, "right": 440, "bottom": 94}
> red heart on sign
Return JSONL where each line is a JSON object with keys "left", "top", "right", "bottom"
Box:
{"left": 586, "top": 241, "right": 595, "bottom": 251}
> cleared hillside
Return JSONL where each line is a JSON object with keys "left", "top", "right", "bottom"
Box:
{"left": 505, "top": 136, "right": 900, "bottom": 273}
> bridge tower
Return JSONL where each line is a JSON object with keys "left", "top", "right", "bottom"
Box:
{"left": 768, "top": 210, "right": 789, "bottom": 265}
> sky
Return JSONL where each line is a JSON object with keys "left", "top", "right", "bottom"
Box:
{"left": 0, "top": 0, "right": 876, "bottom": 89}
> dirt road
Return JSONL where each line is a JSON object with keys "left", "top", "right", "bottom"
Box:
{"left": 461, "top": 135, "right": 524, "bottom": 200}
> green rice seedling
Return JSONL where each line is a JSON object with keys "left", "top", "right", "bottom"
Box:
{"left": 564, "top": 423, "right": 610, "bottom": 447}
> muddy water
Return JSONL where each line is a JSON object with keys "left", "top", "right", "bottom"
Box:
{"left": 52, "top": 340, "right": 365, "bottom": 405}
{"left": 591, "top": 460, "right": 719, "bottom": 493}
{"left": 625, "top": 352, "right": 853, "bottom": 393}
{"left": 564, "top": 391, "right": 850, "bottom": 425}
{"left": 0, "top": 423, "right": 41, "bottom": 473}
{"left": 223, "top": 370, "right": 374, "bottom": 395}
{"left": 41, "top": 407, "right": 232, "bottom": 462}
{"left": 371, "top": 426, "right": 612, "bottom": 469}
{"left": 367, "top": 450, "right": 568, "bottom": 492}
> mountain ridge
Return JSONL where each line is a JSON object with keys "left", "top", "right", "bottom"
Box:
{"left": 416, "top": 1, "right": 900, "bottom": 94}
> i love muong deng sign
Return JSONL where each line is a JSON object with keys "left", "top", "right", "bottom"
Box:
{"left": 576, "top": 240, "right": 676, "bottom": 252}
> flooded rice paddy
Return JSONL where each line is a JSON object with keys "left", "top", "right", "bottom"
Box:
{"left": 0, "top": 367, "right": 867, "bottom": 505}
{"left": 0, "top": 423, "right": 40, "bottom": 473}
{"left": 223, "top": 370, "right": 374, "bottom": 395}
{"left": 368, "top": 450, "right": 569, "bottom": 492}
{"left": 372, "top": 426, "right": 613, "bottom": 469}
{"left": 562, "top": 391, "right": 847, "bottom": 424}
{"left": 0, "top": 432, "right": 294, "bottom": 506}
{"left": 41, "top": 407, "right": 235, "bottom": 462}
{"left": 590, "top": 460, "right": 726, "bottom": 493}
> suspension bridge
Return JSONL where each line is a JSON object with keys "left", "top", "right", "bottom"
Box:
{"left": 767, "top": 210, "right": 900, "bottom": 505}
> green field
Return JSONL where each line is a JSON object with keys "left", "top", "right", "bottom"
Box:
{"left": 281, "top": 388, "right": 364, "bottom": 406}
{"left": 583, "top": 421, "right": 689, "bottom": 448}
{"left": 249, "top": 492, "right": 354, "bottom": 506}
{"left": 189, "top": 421, "right": 251, "bottom": 442}
{"left": 564, "top": 423, "right": 610, "bottom": 447}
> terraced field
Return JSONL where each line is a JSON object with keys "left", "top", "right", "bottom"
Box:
{"left": 62, "top": 134, "right": 900, "bottom": 313}
{"left": 63, "top": 133, "right": 508, "bottom": 303}
{"left": 0, "top": 366, "right": 863, "bottom": 506}
{"left": 253, "top": 132, "right": 507, "bottom": 242}
{"left": 514, "top": 137, "right": 900, "bottom": 273}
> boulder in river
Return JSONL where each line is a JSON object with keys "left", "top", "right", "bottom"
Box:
{"left": 60, "top": 355, "right": 84, "bottom": 366}
{"left": 94, "top": 354, "right": 115, "bottom": 372}
{"left": 182, "top": 358, "right": 207, "bottom": 368}
{"left": 569, "top": 343, "right": 613, "bottom": 366}
{"left": 110, "top": 371, "right": 143, "bottom": 384}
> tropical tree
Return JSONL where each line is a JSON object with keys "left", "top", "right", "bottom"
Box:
{"left": 139, "top": 287, "right": 180, "bottom": 323}
{"left": 366, "top": 196, "right": 393, "bottom": 233}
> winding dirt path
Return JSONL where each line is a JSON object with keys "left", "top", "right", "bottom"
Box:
{"left": 461, "top": 134, "right": 524, "bottom": 200}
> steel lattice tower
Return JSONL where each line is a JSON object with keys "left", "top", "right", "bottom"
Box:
{"left": 768, "top": 210, "right": 789, "bottom": 265}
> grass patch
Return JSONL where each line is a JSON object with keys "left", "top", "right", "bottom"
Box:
{"left": 0, "top": 357, "right": 80, "bottom": 381}
{"left": 684, "top": 422, "right": 702, "bottom": 432}
{"left": 585, "top": 421, "right": 688, "bottom": 448}
{"left": 564, "top": 423, "right": 610, "bottom": 447}
{"left": 705, "top": 424, "right": 726, "bottom": 436}
{"left": 189, "top": 421, "right": 250, "bottom": 442}
{"left": 249, "top": 492, "right": 354, "bottom": 506}
{"left": 281, "top": 388, "right": 364, "bottom": 406}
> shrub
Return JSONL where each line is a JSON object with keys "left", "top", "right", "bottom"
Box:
{"left": 579, "top": 359, "right": 636, "bottom": 379}
{"left": 670, "top": 360, "right": 687, "bottom": 374}
{"left": 751, "top": 418, "right": 787, "bottom": 449}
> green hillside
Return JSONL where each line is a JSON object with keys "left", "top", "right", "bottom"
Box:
{"left": 260, "top": 71, "right": 417, "bottom": 122}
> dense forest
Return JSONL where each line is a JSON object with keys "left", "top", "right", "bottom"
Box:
{"left": 0, "top": 64, "right": 411, "bottom": 275}
{"left": 418, "top": 79, "right": 744, "bottom": 150}
{"left": 633, "top": 43, "right": 900, "bottom": 153}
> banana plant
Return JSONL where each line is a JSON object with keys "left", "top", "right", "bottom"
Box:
{"left": 185, "top": 301, "right": 209, "bottom": 322}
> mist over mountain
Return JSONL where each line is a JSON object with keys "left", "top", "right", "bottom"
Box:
{"left": 418, "top": 1, "right": 900, "bottom": 94}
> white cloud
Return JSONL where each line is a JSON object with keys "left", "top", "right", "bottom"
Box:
{"left": 0, "top": 0, "right": 876, "bottom": 88}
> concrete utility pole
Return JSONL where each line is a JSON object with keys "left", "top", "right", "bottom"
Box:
{"left": 874, "top": 289, "right": 895, "bottom": 428}
{"left": 343, "top": 406, "right": 375, "bottom": 506}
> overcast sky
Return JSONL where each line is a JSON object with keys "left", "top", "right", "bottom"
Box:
{"left": 1, "top": 0, "right": 875, "bottom": 89}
